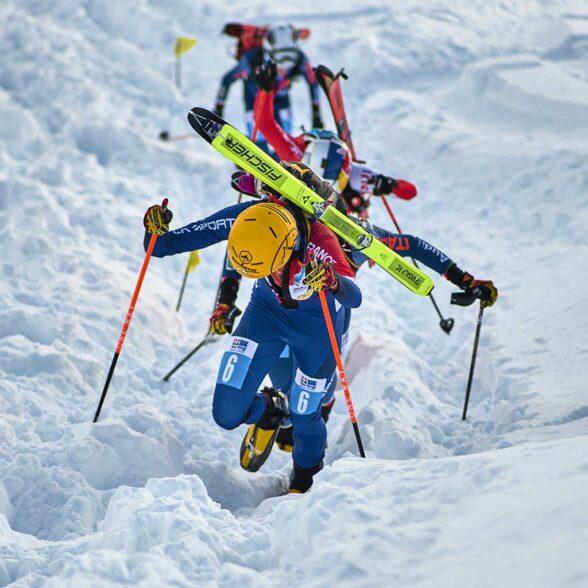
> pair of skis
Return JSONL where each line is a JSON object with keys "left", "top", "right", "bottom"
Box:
{"left": 187, "top": 107, "right": 434, "bottom": 297}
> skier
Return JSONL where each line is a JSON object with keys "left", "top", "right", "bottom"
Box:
{"left": 213, "top": 24, "right": 323, "bottom": 154}
{"left": 143, "top": 174, "right": 362, "bottom": 493}
{"left": 209, "top": 163, "right": 498, "bottom": 471}
{"left": 207, "top": 60, "right": 422, "bottom": 464}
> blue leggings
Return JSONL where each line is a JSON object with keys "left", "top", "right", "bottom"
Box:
{"left": 212, "top": 282, "right": 345, "bottom": 468}
{"left": 269, "top": 307, "right": 352, "bottom": 407}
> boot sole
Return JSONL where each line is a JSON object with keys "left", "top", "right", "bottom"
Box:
{"left": 239, "top": 425, "right": 280, "bottom": 472}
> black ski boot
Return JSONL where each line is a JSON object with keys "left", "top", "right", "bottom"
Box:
{"left": 276, "top": 424, "right": 294, "bottom": 452}
{"left": 240, "top": 387, "right": 289, "bottom": 472}
{"left": 288, "top": 461, "right": 324, "bottom": 494}
{"left": 321, "top": 397, "right": 335, "bottom": 423}
{"left": 277, "top": 398, "right": 335, "bottom": 453}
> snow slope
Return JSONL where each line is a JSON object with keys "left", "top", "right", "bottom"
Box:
{"left": 1, "top": 0, "right": 587, "bottom": 586}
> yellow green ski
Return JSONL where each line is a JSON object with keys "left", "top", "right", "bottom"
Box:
{"left": 188, "top": 107, "right": 434, "bottom": 296}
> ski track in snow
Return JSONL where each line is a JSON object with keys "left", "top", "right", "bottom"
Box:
{"left": 1, "top": 0, "right": 588, "bottom": 586}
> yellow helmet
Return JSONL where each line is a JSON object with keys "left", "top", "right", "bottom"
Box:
{"left": 228, "top": 203, "right": 298, "bottom": 278}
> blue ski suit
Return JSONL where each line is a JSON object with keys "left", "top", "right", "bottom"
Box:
{"left": 146, "top": 200, "right": 361, "bottom": 469}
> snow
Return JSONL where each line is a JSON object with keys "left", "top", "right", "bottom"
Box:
{"left": 1, "top": 0, "right": 587, "bottom": 586}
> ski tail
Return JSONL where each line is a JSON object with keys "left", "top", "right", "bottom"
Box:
{"left": 314, "top": 64, "right": 337, "bottom": 94}
{"left": 314, "top": 65, "right": 357, "bottom": 160}
{"left": 188, "top": 107, "right": 225, "bottom": 144}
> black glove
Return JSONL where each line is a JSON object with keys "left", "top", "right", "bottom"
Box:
{"left": 465, "top": 278, "right": 498, "bottom": 308}
{"left": 370, "top": 175, "right": 418, "bottom": 200}
{"left": 370, "top": 174, "right": 398, "bottom": 196}
{"left": 213, "top": 102, "right": 224, "bottom": 118}
{"left": 144, "top": 198, "right": 173, "bottom": 235}
{"left": 446, "top": 264, "right": 498, "bottom": 308}
{"left": 311, "top": 104, "right": 323, "bottom": 129}
{"left": 253, "top": 61, "right": 278, "bottom": 92}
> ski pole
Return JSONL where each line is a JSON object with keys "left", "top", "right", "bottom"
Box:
{"left": 162, "top": 332, "right": 215, "bottom": 381}
{"left": 176, "top": 260, "right": 190, "bottom": 312}
{"left": 380, "top": 195, "right": 455, "bottom": 334}
{"left": 176, "top": 251, "right": 200, "bottom": 312}
{"left": 318, "top": 290, "right": 365, "bottom": 458}
{"left": 159, "top": 131, "right": 195, "bottom": 142}
{"left": 93, "top": 199, "right": 167, "bottom": 422}
{"left": 457, "top": 300, "right": 484, "bottom": 420}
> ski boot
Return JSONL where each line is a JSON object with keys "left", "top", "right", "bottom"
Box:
{"left": 321, "top": 397, "right": 335, "bottom": 423}
{"left": 240, "top": 387, "right": 289, "bottom": 472}
{"left": 276, "top": 424, "right": 294, "bottom": 452}
{"left": 288, "top": 461, "right": 324, "bottom": 494}
{"left": 276, "top": 398, "right": 335, "bottom": 453}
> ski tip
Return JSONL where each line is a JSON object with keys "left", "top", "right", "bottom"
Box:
{"left": 187, "top": 107, "right": 225, "bottom": 144}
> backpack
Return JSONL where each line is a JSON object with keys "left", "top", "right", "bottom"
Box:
{"left": 223, "top": 23, "right": 310, "bottom": 60}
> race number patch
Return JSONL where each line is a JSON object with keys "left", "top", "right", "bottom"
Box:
{"left": 216, "top": 336, "right": 258, "bottom": 389}
{"left": 290, "top": 369, "right": 326, "bottom": 415}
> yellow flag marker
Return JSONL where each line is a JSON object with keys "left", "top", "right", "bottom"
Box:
{"left": 175, "top": 37, "right": 197, "bottom": 57}
{"left": 174, "top": 37, "right": 197, "bottom": 88}
{"left": 186, "top": 250, "right": 200, "bottom": 273}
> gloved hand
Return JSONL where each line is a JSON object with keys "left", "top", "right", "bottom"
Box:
{"left": 209, "top": 303, "right": 242, "bottom": 335}
{"left": 253, "top": 61, "right": 278, "bottom": 92}
{"left": 370, "top": 174, "right": 397, "bottom": 196}
{"left": 311, "top": 104, "right": 323, "bottom": 129}
{"left": 464, "top": 277, "right": 498, "bottom": 308}
{"left": 303, "top": 260, "right": 339, "bottom": 293}
{"left": 370, "top": 175, "right": 417, "bottom": 200}
{"left": 213, "top": 102, "right": 224, "bottom": 118}
{"left": 446, "top": 265, "right": 498, "bottom": 308}
{"left": 144, "top": 198, "right": 173, "bottom": 235}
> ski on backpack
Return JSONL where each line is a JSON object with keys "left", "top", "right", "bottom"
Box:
{"left": 314, "top": 65, "right": 357, "bottom": 160}
{"left": 187, "top": 107, "right": 434, "bottom": 296}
